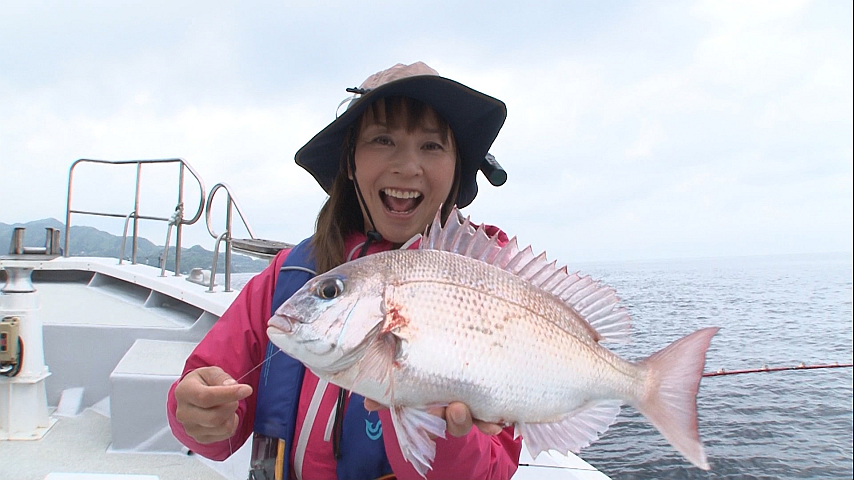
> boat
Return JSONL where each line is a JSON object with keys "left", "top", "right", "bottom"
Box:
{"left": 0, "top": 158, "right": 611, "bottom": 480}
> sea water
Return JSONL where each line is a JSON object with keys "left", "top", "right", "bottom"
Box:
{"left": 229, "top": 252, "right": 853, "bottom": 479}
{"left": 576, "top": 252, "right": 853, "bottom": 479}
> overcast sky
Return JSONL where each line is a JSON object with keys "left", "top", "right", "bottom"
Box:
{"left": 1, "top": 0, "right": 851, "bottom": 263}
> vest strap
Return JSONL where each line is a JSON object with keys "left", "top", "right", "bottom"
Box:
{"left": 251, "top": 237, "right": 392, "bottom": 479}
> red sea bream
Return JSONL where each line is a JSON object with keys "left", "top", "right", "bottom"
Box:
{"left": 267, "top": 207, "right": 718, "bottom": 476}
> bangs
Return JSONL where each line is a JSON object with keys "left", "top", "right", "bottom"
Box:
{"left": 361, "top": 96, "right": 453, "bottom": 144}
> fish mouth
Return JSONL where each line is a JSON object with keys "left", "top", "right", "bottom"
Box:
{"left": 268, "top": 314, "right": 301, "bottom": 334}
{"left": 268, "top": 315, "right": 324, "bottom": 347}
{"left": 380, "top": 188, "right": 423, "bottom": 214}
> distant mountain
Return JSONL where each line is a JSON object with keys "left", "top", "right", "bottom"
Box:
{"left": 0, "top": 219, "right": 269, "bottom": 274}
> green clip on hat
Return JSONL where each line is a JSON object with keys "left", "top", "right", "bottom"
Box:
{"left": 295, "top": 62, "right": 508, "bottom": 208}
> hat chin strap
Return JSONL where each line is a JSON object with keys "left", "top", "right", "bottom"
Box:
{"left": 347, "top": 128, "right": 383, "bottom": 257}
{"left": 353, "top": 176, "right": 383, "bottom": 257}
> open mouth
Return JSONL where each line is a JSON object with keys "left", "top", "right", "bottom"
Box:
{"left": 380, "top": 188, "right": 423, "bottom": 214}
{"left": 269, "top": 314, "right": 300, "bottom": 334}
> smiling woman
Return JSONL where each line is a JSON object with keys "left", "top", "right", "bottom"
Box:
{"left": 351, "top": 97, "right": 458, "bottom": 244}
{"left": 167, "top": 62, "right": 520, "bottom": 480}
{"left": 303, "top": 62, "right": 506, "bottom": 275}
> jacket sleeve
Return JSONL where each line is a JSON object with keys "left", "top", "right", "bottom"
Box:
{"left": 166, "top": 249, "right": 290, "bottom": 460}
{"left": 379, "top": 410, "right": 522, "bottom": 480}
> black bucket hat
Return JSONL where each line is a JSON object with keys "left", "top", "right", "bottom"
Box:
{"left": 294, "top": 62, "right": 508, "bottom": 208}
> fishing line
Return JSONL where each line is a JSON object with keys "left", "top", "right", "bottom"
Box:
{"left": 232, "top": 347, "right": 284, "bottom": 384}
{"left": 703, "top": 362, "right": 852, "bottom": 377}
{"left": 223, "top": 347, "right": 285, "bottom": 457}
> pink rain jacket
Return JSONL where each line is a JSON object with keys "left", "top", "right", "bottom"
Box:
{"left": 166, "top": 228, "right": 522, "bottom": 480}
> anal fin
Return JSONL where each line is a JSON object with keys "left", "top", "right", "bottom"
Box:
{"left": 519, "top": 400, "right": 622, "bottom": 459}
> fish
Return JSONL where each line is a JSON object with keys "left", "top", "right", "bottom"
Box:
{"left": 267, "top": 207, "right": 718, "bottom": 477}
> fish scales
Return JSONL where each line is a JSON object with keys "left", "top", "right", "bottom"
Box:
{"left": 267, "top": 207, "right": 717, "bottom": 476}
{"left": 381, "top": 248, "right": 643, "bottom": 422}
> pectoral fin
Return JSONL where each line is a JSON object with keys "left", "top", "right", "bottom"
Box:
{"left": 389, "top": 405, "right": 447, "bottom": 478}
{"left": 352, "top": 331, "right": 400, "bottom": 397}
{"left": 317, "top": 321, "right": 390, "bottom": 377}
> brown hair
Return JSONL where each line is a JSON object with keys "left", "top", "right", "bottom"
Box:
{"left": 310, "top": 96, "right": 460, "bottom": 273}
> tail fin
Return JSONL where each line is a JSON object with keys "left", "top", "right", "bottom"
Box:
{"left": 635, "top": 327, "right": 719, "bottom": 470}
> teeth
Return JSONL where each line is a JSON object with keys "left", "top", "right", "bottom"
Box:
{"left": 383, "top": 188, "right": 421, "bottom": 199}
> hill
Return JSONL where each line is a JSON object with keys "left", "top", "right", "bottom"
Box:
{"left": 0, "top": 218, "right": 270, "bottom": 274}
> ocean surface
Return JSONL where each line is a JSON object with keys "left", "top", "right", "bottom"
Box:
{"left": 229, "top": 252, "right": 853, "bottom": 479}
{"left": 574, "top": 252, "right": 853, "bottom": 479}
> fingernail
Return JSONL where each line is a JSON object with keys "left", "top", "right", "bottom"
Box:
{"left": 451, "top": 408, "right": 466, "bottom": 424}
{"left": 223, "top": 379, "right": 236, "bottom": 386}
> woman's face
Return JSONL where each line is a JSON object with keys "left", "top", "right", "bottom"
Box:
{"left": 353, "top": 104, "right": 457, "bottom": 244}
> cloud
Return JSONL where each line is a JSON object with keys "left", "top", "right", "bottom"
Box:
{"left": 1, "top": 0, "right": 851, "bottom": 262}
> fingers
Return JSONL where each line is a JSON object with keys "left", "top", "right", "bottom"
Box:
{"left": 177, "top": 367, "right": 253, "bottom": 408}
{"left": 177, "top": 403, "right": 242, "bottom": 444}
{"left": 195, "top": 367, "right": 254, "bottom": 401}
{"left": 173, "top": 367, "right": 253, "bottom": 444}
{"left": 363, "top": 398, "right": 387, "bottom": 412}
{"left": 195, "top": 365, "right": 238, "bottom": 387}
{"left": 473, "top": 419, "right": 504, "bottom": 436}
{"left": 362, "top": 398, "right": 505, "bottom": 438}
{"left": 445, "top": 402, "right": 473, "bottom": 437}
{"left": 446, "top": 402, "right": 503, "bottom": 437}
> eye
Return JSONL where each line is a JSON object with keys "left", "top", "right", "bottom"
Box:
{"left": 372, "top": 135, "right": 393, "bottom": 146}
{"left": 316, "top": 277, "right": 345, "bottom": 300}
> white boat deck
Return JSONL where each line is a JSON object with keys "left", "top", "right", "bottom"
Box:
{"left": 1, "top": 255, "right": 249, "bottom": 480}
{"left": 35, "top": 281, "right": 191, "bottom": 328}
{"left": 1, "top": 407, "right": 238, "bottom": 480}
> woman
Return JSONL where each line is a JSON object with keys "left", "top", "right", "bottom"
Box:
{"left": 167, "top": 62, "right": 521, "bottom": 480}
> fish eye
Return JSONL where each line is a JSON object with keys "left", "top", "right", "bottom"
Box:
{"left": 316, "top": 277, "right": 344, "bottom": 300}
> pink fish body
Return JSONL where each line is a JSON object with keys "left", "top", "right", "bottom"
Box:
{"left": 268, "top": 207, "right": 717, "bottom": 476}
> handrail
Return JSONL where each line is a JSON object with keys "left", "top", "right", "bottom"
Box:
{"left": 207, "top": 232, "right": 228, "bottom": 293}
{"left": 64, "top": 158, "right": 206, "bottom": 276}
{"left": 159, "top": 203, "right": 184, "bottom": 277}
{"left": 117, "top": 211, "right": 136, "bottom": 264}
{"left": 204, "top": 183, "right": 257, "bottom": 292}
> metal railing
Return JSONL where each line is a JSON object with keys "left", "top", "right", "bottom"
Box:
{"left": 204, "top": 183, "right": 257, "bottom": 292}
{"left": 7, "top": 227, "right": 61, "bottom": 256}
{"left": 64, "top": 158, "right": 206, "bottom": 276}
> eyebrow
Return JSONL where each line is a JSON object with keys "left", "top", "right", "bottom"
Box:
{"left": 363, "top": 122, "right": 442, "bottom": 135}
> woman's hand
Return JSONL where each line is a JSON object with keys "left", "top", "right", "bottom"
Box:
{"left": 173, "top": 366, "right": 253, "bottom": 443}
{"left": 364, "top": 398, "right": 504, "bottom": 437}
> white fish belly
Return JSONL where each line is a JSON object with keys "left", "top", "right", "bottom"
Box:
{"left": 381, "top": 251, "right": 645, "bottom": 423}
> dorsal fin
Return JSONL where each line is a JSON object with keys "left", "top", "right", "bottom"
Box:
{"left": 420, "top": 206, "right": 631, "bottom": 342}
